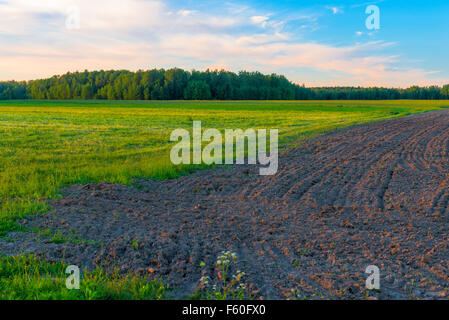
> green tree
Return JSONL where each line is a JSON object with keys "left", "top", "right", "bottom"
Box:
{"left": 183, "top": 80, "right": 212, "bottom": 100}
{"left": 81, "top": 85, "right": 94, "bottom": 99}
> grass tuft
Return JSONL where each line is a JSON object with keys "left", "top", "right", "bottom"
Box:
{"left": 0, "top": 255, "right": 167, "bottom": 300}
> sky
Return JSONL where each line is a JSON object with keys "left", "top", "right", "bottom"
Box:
{"left": 0, "top": 0, "right": 448, "bottom": 87}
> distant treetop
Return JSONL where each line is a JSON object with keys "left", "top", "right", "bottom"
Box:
{"left": 1, "top": 68, "right": 448, "bottom": 100}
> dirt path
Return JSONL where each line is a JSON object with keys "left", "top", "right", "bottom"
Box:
{"left": 2, "top": 110, "right": 449, "bottom": 299}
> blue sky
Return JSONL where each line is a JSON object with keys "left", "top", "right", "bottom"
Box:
{"left": 0, "top": 0, "right": 448, "bottom": 87}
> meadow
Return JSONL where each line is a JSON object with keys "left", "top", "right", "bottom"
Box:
{"left": 1, "top": 100, "right": 449, "bottom": 234}
{"left": 0, "top": 99, "right": 448, "bottom": 299}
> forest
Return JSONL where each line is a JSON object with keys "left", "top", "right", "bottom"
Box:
{"left": 1, "top": 68, "right": 448, "bottom": 100}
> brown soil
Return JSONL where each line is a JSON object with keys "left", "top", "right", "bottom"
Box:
{"left": 2, "top": 110, "right": 449, "bottom": 299}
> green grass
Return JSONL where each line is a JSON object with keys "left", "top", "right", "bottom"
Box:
{"left": 0, "top": 99, "right": 448, "bottom": 299}
{"left": 0, "top": 99, "right": 448, "bottom": 235}
{"left": 0, "top": 255, "right": 167, "bottom": 300}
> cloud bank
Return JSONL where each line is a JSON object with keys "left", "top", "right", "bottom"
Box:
{"left": 0, "top": 0, "right": 446, "bottom": 87}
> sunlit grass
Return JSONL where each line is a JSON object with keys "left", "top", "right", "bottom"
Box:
{"left": 0, "top": 255, "right": 167, "bottom": 300}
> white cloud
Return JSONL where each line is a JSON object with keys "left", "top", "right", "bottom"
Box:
{"left": 177, "top": 10, "right": 197, "bottom": 17}
{"left": 250, "top": 16, "right": 269, "bottom": 28}
{"left": 327, "top": 6, "right": 343, "bottom": 14}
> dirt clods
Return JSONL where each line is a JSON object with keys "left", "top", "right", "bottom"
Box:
{"left": 2, "top": 111, "right": 449, "bottom": 299}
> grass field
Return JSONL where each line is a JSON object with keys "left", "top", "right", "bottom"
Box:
{"left": 1, "top": 99, "right": 448, "bottom": 299}
{"left": 2, "top": 99, "right": 449, "bottom": 234}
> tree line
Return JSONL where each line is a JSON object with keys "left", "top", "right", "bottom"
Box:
{"left": 1, "top": 68, "right": 449, "bottom": 100}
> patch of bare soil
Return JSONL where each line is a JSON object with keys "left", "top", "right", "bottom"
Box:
{"left": 2, "top": 111, "right": 449, "bottom": 299}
